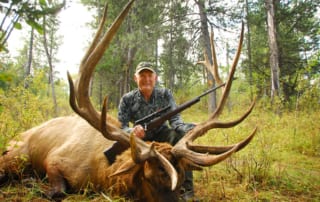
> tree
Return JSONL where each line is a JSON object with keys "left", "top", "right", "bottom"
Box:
{"left": 194, "top": 0, "right": 217, "bottom": 112}
{"left": 242, "top": 0, "right": 320, "bottom": 105}
{"left": 265, "top": 0, "right": 281, "bottom": 102}
{"left": 24, "top": 26, "right": 34, "bottom": 88}
{"left": 245, "top": 0, "right": 254, "bottom": 101}
{"left": 0, "top": 0, "right": 65, "bottom": 52}
{"left": 277, "top": 0, "right": 320, "bottom": 102}
{"left": 160, "top": 0, "right": 193, "bottom": 91}
{"left": 41, "top": 14, "right": 61, "bottom": 116}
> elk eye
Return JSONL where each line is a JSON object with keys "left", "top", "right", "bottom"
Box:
{"left": 158, "top": 165, "right": 166, "bottom": 173}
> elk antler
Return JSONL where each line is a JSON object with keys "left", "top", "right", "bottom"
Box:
{"left": 67, "top": 0, "right": 134, "bottom": 146}
{"left": 197, "top": 31, "right": 223, "bottom": 86}
{"left": 67, "top": 0, "right": 179, "bottom": 191}
{"left": 68, "top": 0, "right": 131, "bottom": 133}
{"left": 172, "top": 23, "right": 257, "bottom": 166}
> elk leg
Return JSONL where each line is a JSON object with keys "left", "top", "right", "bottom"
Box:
{"left": 44, "top": 160, "right": 67, "bottom": 200}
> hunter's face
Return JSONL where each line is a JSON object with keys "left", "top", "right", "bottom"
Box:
{"left": 134, "top": 70, "right": 157, "bottom": 95}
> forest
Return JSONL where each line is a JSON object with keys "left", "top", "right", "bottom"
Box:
{"left": 0, "top": 0, "right": 319, "bottom": 201}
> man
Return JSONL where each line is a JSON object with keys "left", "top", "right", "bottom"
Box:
{"left": 105, "top": 61, "right": 196, "bottom": 200}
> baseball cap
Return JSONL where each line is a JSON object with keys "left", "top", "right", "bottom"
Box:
{"left": 135, "top": 62, "right": 156, "bottom": 74}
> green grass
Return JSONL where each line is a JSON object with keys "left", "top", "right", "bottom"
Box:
{"left": 1, "top": 104, "right": 319, "bottom": 201}
{"left": 179, "top": 99, "right": 319, "bottom": 201}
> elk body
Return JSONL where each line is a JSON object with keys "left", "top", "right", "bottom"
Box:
{"left": 0, "top": 115, "right": 183, "bottom": 201}
{"left": 0, "top": 0, "right": 257, "bottom": 201}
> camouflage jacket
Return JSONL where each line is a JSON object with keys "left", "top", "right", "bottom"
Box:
{"left": 118, "top": 87, "right": 188, "bottom": 137}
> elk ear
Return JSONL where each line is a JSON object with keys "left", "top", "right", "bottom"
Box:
{"left": 109, "top": 159, "right": 136, "bottom": 177}
{"left": 181, "top": 158, "right": 203, "bottom": 171}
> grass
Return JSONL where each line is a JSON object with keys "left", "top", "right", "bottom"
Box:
{"left": 180, "top": 100, "right": 320, "bottom": 201}
{"left": 1, "top": 103, "right": 319, "bottom": 201}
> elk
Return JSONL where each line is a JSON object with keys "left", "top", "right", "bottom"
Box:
{"left": 0, "top": 0, "right": 257, "bottom": 201}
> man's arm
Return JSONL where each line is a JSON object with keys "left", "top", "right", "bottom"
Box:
{"left": 164, "top": 89, "right": 187, "bottom": 129}
{"left": 165, "top": 89, "right": 196, "bottom": 133}
{"left": 118, "top": 95, "right": 133, "bottom": 133}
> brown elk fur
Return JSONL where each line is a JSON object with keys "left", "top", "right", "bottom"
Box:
{"left": 0, "top": 115, "right": 193, "bottom": 201}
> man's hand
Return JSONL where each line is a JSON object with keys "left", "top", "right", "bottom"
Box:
{"left": 133, "top": 125, "right": 145, "bottom": 139}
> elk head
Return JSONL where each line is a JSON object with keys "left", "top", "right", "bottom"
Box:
{"left": 67, "top": 0, "right": 256, "bottom": 197}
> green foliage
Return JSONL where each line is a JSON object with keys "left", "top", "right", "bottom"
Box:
{"left": 242, "top": 0, "right": 320, "bottom": 103}
{"left": 0, "top": 68, "right": 70, "bottom": 152}
{"left": 0, "top": 55, "right": 23, "bottom": 90}
{"left": 0, "top": 0, "right": 65, "bottom": 51}
{"left": 295, "top": 77, "right": 320, "bottom": 111}
{"left": 158, "top": 1, "right": 201, "bottom": 91}
{"left": 0, "top": 71, "right": 14, "bottom": 90}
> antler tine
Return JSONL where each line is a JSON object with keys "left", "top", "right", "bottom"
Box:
{"left": 68, "top": 0, "right": 135, "bottom": 131}
{"left": 210, "top": 31, "right": 223, "bottom": 85}
{"left": 211, "top": 23, "right": 245, "bottom": 119}
{"left": 100, "top": 96, "right": 129, "bottom": 144}
{"left": 190, "top": 100, "right": 255, "bottom": 141}
{"left": 196, "top": 50, "right": 211, "bottom": 77}
{"left": 196, "top": 31, "right": 223, "bottom": 86}
{"left": 174, "top": 128, "right": 257, "bottom": 166}
{"left": 172, "top": 23, "right": 257, "bottom": 166}
{"left": 79, "top": 3, "right": 109, "bottom": 69}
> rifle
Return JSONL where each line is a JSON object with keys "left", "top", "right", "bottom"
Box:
{"left": 134, "top": 105, "right": 171, "bottom": 130}
{"left": 104, "top": 82, "right": 227, "bottom": 164}
{"left": 136, "top": 82, "right": 227, "bottom": 132}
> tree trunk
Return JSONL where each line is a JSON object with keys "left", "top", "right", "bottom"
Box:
{"left": 168, "top": 28, "right": 175, "bottom": 91}
{"left": 195, "top": 0, "right": 217, "bottom": 113}
{"left": 121, "top": 12, "right": 136, "bottom": 101}
{"left": 245, "top": 0, "right": 254, "bottom": 102}
{"left": 265, "top": 0, "right": 281, "bottom": 102}
{"left": 126, "top": 46, "right": 136, "bottom": 92}
{"left": 24, "top": 27, "right": 34, "bottom": 89}
{"left": 42, "top": 16, "right": 58, "bottom": 116}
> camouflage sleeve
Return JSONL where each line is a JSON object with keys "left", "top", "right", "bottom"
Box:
{"left": 165, "top": 89, "right": 184, "bottom": 129}
{"left": 166, "top": 89, "right": 196, "bottom": 133}
{"left": 118, "top": 94, "right": 133, "bottom": 134}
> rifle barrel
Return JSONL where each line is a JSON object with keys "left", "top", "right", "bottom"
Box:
{"left": 135, "top": 105, "right": 170, "bottom": 126}
{"left": 146, "top": 98, "right": 200, "bottom": 130}
{"left": 198, "top": 82, "right": 226, "bottom": 98}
